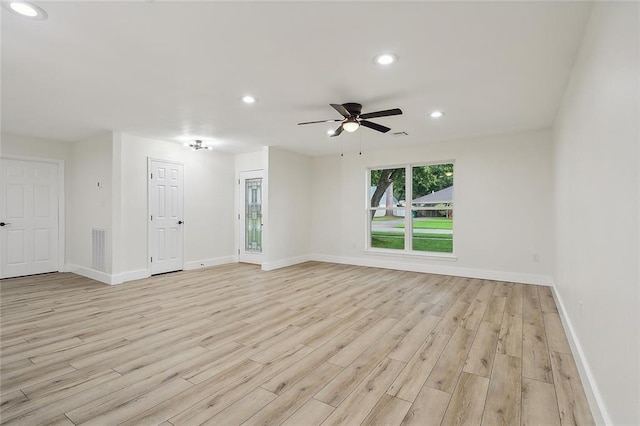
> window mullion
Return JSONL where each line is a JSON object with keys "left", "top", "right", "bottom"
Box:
{"left": 405, "top": 165, "right": 412, "bottom": 252}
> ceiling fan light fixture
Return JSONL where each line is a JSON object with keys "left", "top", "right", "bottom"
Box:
{"left": 343, "top": 119, "right": 360, "bottom": 133}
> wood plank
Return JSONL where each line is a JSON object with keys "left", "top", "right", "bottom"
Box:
{"left": 78, "top": 378, "right": 193, "bottom": 426}
{"left": 538, "top": 286, "right": 558, "bottom": 313}
{"left": 387, "top": 332, "right": 450, "bottom": 402}
{"left": 458, "top": 281, "right": 494, "bottom": 331}
{"left": 549, "top": 351, "right": 595, "bottom": 426}
{"left": 361, "top": 394, "right": 412, "bottom": 426}
{"left": 280, "top": 398, "right": 334, "bottom": 426}
{"left": 242, "top": 362, "right": 342, "bottom": 426}
{"left": 481, "top": 353, "right": 521, "bottom": 426}
{"left": 425, "top": 327, "right": 475, "bottom": 393}
{"left": 497, "top": 313, "right": 523, "bottom": 357}
{"left": 321, "top": 358, "right": 405, "bottom": 425}
{"left": 543, "top": 312, "right": 572, "bottom": 354}
{"left": 400, "top": 386, "right": 450, "bottom": 426}
{"left": 523, "top": 284, "right": 544, "bottom": 328}
{"left": 441, "top": 372, "right": 490, "bottom": 426}
{"left": 315, "top": 332, "right": 402, "bottom": 406}
{"left": 505, "top": 283, "right": 523, "bottom": 316}
{"left": 327, "top": 317, "right": 397, "bottom": 367}
{"left": 522, "top": 377, "right": 560, "bottom": 426}
{"left": 434, "top": 300, "right": 470, "bottom": 334}
{"left": 261, "top": 329, "right": 359, "bottom": 396}
{"left": 206, "top": 387, "right": 277, "bottom": 425}
{"left": 482, "top": 296, "right": 506, "bottom": 324}
{"left": 522, "top": 324, "right": 553, "bottom": 383}
{"left": 388, "top": 315, "right": 441, "bottom": 362}
{"left": 463, "top": 321, "right": 500, "bottom": 378}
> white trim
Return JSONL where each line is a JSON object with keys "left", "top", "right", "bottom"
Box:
{"left": 550, "top": 284, "right": 610, "bottom": 425}
{"left": 65, "top": 264, "right": 116, "bottom": 285}
{"left": 1, "top": 154, "right": 66, "bottom": 274}
{"left": 184, "top": 256, "right": 236, "bottom": 270}
{"left": 261, "top": 254, "right": 313, "bottom": 271}
{"left": 66, "top": 264, "right": 150, "bottom": 285}
{"left": 365, "top": 248, "right": 457, "bottom": 261}
{"left": 310, "top": 254, "right": 553, "bottom": 286}
{"left": 113, "top": 269, "right": 150, "bottom": 284}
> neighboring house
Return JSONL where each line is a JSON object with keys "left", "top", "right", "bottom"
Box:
{"left": 370, "top": 186, "right": 405, "bottom": 217}
{"left": 412, "top": 186, "right": 454, "bottom": 218}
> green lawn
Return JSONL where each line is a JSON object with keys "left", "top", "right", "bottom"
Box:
{"left": 394, "top": 218, "right": 453, "bottom": 230}
{"left": 372, "top": 216, "right": 404, "bottom": 222}
{"left": 371, "top": 231, "right": 453, "bottom": 253}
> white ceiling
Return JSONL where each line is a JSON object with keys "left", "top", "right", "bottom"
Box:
{"left": 2, "top": 1, "right": 592, "bottom": 156}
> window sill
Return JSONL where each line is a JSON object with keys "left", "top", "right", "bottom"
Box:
{"left": 364, "top": 248, "right": 457, "bottom": 262}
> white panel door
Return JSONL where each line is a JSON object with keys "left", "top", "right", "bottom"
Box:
{"left": 239, "top": 170, "right": 263, "bottom": 264}
{"left": 149, "top": 160, "right": 184, "bottom": 275}
{"left": 0, "top": 159, "right": 59, "bottom": 278}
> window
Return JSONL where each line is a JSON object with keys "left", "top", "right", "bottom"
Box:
{"left": 368, "top": 162, "right": 454, "bottom": 255}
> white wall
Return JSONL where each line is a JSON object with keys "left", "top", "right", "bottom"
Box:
{"left": 1, "top": 133, "right": 72, "bottom": 161}
{"left": 552, "top": 3, "right": 639, "bottom": 424}
{"left": 67, "top": 132, "right": 114, "bottom": 272}
{"left": 311, "top": 129, "right": 554, "bottom": 284}
{"left": 118, "top": 134, "right": 236, "bottom": 275}
{"left": 263, "top": 146, "right": 312, "bottom": 269}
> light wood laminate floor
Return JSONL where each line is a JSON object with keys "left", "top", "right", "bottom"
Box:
{"left": 0, "top": 262, "right": 594, "bottom": 425}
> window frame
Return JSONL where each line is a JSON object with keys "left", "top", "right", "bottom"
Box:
{"left": 365, "top": 161, "right": 456, "bottom": 259}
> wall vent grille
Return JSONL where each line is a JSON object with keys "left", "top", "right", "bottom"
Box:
{"left": 92, "top": 228, "right": 106, "bottom": 271}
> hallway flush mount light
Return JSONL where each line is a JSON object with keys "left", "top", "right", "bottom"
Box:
{"left": 4, "top": 0, "right": 47, "bottom": 19}
{"left": 184, "top": 140, "right": 211, "bottom": 151}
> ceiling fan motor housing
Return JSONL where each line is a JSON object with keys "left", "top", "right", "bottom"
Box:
{"left": 342, "top": 103, "right": 362, "bottom": 116}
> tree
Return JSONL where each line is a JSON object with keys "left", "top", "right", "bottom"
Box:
{"left": 370, "top": 168, "right": 403, "bottom": 220}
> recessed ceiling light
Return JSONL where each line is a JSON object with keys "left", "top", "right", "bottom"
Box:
{"left": 327, "top": 130, "right": 335, "bottom": 136}
{"left": 430, "top": 111, "right": 444, "bottom": 118}
{"left": 242, "top": 95, "right": 257, "bottom": 104}
{"left": 374, "top": 53, "right": 397, "bottom": 66}
{"left": 6, "top": 1, "right": 47, "bottom": 19}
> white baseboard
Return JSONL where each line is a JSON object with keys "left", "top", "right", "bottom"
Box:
{"left": 310, "top": 254, "right": 553, "bottom": 286}
{"left": 184, "top": 256, "right": 236, "bottom": 270}
{"left": 113, "top": 269, "right": 150, "bottom": 284}
{"left": 550, "top": 284, "right": 610, "bottom": 425}
{"left": 262, "top": 254, "right": 313, "bottom": 271}
{"left": 65, "top": 264, "right": 116, "bottom": 285}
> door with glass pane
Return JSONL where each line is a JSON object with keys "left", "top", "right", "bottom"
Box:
{"left": 239, "top": 171, "right": 263, "bottom": 264}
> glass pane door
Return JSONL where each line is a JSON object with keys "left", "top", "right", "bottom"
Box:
{"left": 245, "top": 178, "right": 262, "bottom": 252}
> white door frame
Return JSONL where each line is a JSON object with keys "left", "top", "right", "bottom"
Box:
{"left": 238, "top": 170, "right": 263, "bottom": 264}
{"left": 0, "top": 155, "right": 65, "bottom": 275}
{"left": 147, "top": 158, "right": 185, "bottom": 275}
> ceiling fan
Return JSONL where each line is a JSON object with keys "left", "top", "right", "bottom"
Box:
{"left": 298, "top": 103, "right": 402, "bottom": 137}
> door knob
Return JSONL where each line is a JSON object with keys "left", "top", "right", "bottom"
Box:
{"left": 0, "top": 222, "right": 9, "bottom": 227}
{"left": 178, "top": 220, "right": 184, "bottom": 225}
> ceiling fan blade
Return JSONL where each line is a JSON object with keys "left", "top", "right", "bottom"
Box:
{"left": 330, "top": 125, "right": 344, "bottom": 137}
{"left": 298, "top": 119, "right": 342, "bottom": 125}
{"left": 330, "top": 103, "right": 351, "bottom": 118}
{"left": 360, "top": 120, "right": 391, "bottom": 133}
{"left": 359, "top": 108, "right": 403, "bottom": 120}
